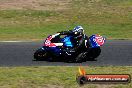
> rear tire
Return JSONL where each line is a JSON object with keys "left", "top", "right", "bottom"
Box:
{"left": 34, "top": 48, "right": 48, "bottom": 61}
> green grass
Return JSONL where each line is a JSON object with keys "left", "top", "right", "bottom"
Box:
{"left": 0, "top": 0, "right": 131, "bottom": 40}
{"left": 0, "top": 10, "right": 59, "bottom": 18}
{"left": 0, "top": 66, "right": 131, "bottom": 88}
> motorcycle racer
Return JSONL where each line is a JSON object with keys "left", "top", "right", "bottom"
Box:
{"left": 59, "top": 26, "right": 84, "bottom": 38}
{"left": 61, "top": 26, "right": 84, "bottom": 41}
{"left": 43, "top": 26, "right": 86, "bottom": 56}
{"left": 58, "top": 26, "right": 87, "bottom": 54}
{"left": 46, "top": 26, "right": 85, "bottom": 48}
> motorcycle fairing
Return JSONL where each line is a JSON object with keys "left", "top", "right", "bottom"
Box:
{"left": 89, "top": 34, "right": 105, "bottom": 48}
{"left": 44, "top": 35, "right": 56, "bottom": 47}
{"left": 43, "top": 34, "right": 74, "bottom": 56}
{"left": 44, "top": 34, "right": 63, "bottom": 47}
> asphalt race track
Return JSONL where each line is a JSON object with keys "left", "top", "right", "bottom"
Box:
{"left": 0, "top": 40, "right": 132, "bottom": 66}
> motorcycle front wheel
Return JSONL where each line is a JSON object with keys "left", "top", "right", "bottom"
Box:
{"left": 87, "top": 47, "right": 101, "bottom": 60}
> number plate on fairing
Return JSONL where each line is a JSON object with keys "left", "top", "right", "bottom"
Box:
{"left": 89, "top": 34, "right": 106, "bottom": 48}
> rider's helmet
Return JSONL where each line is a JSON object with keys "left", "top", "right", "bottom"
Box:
{"left": 73, "top": 26, "right": 84, "bottom": 36}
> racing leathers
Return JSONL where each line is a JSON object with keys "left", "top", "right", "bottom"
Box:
{"left": 58, "top": 30, "right": 85, "bottom": 54}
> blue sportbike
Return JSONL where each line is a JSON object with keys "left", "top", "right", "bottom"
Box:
{"left": 34, "top": 26, "right": 106, "bottom": 62}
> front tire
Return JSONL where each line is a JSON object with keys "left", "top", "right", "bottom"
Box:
{"left": 87, "top": 47, "right": 101, "bottom": 60}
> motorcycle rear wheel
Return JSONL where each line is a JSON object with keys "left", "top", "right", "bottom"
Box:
{"left": 34, "top": 48, "right": 48, "bottom": 61}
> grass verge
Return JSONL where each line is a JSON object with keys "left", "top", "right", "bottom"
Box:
{"left": 0, "top": 66, "right": 131, "bottom": 88}
{"left": 0, "top": 0, "right": 132, "bottom": 40}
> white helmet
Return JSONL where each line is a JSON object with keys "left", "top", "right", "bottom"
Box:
{"left": 73, "top": 26, "right": 84, "bottom": 34}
